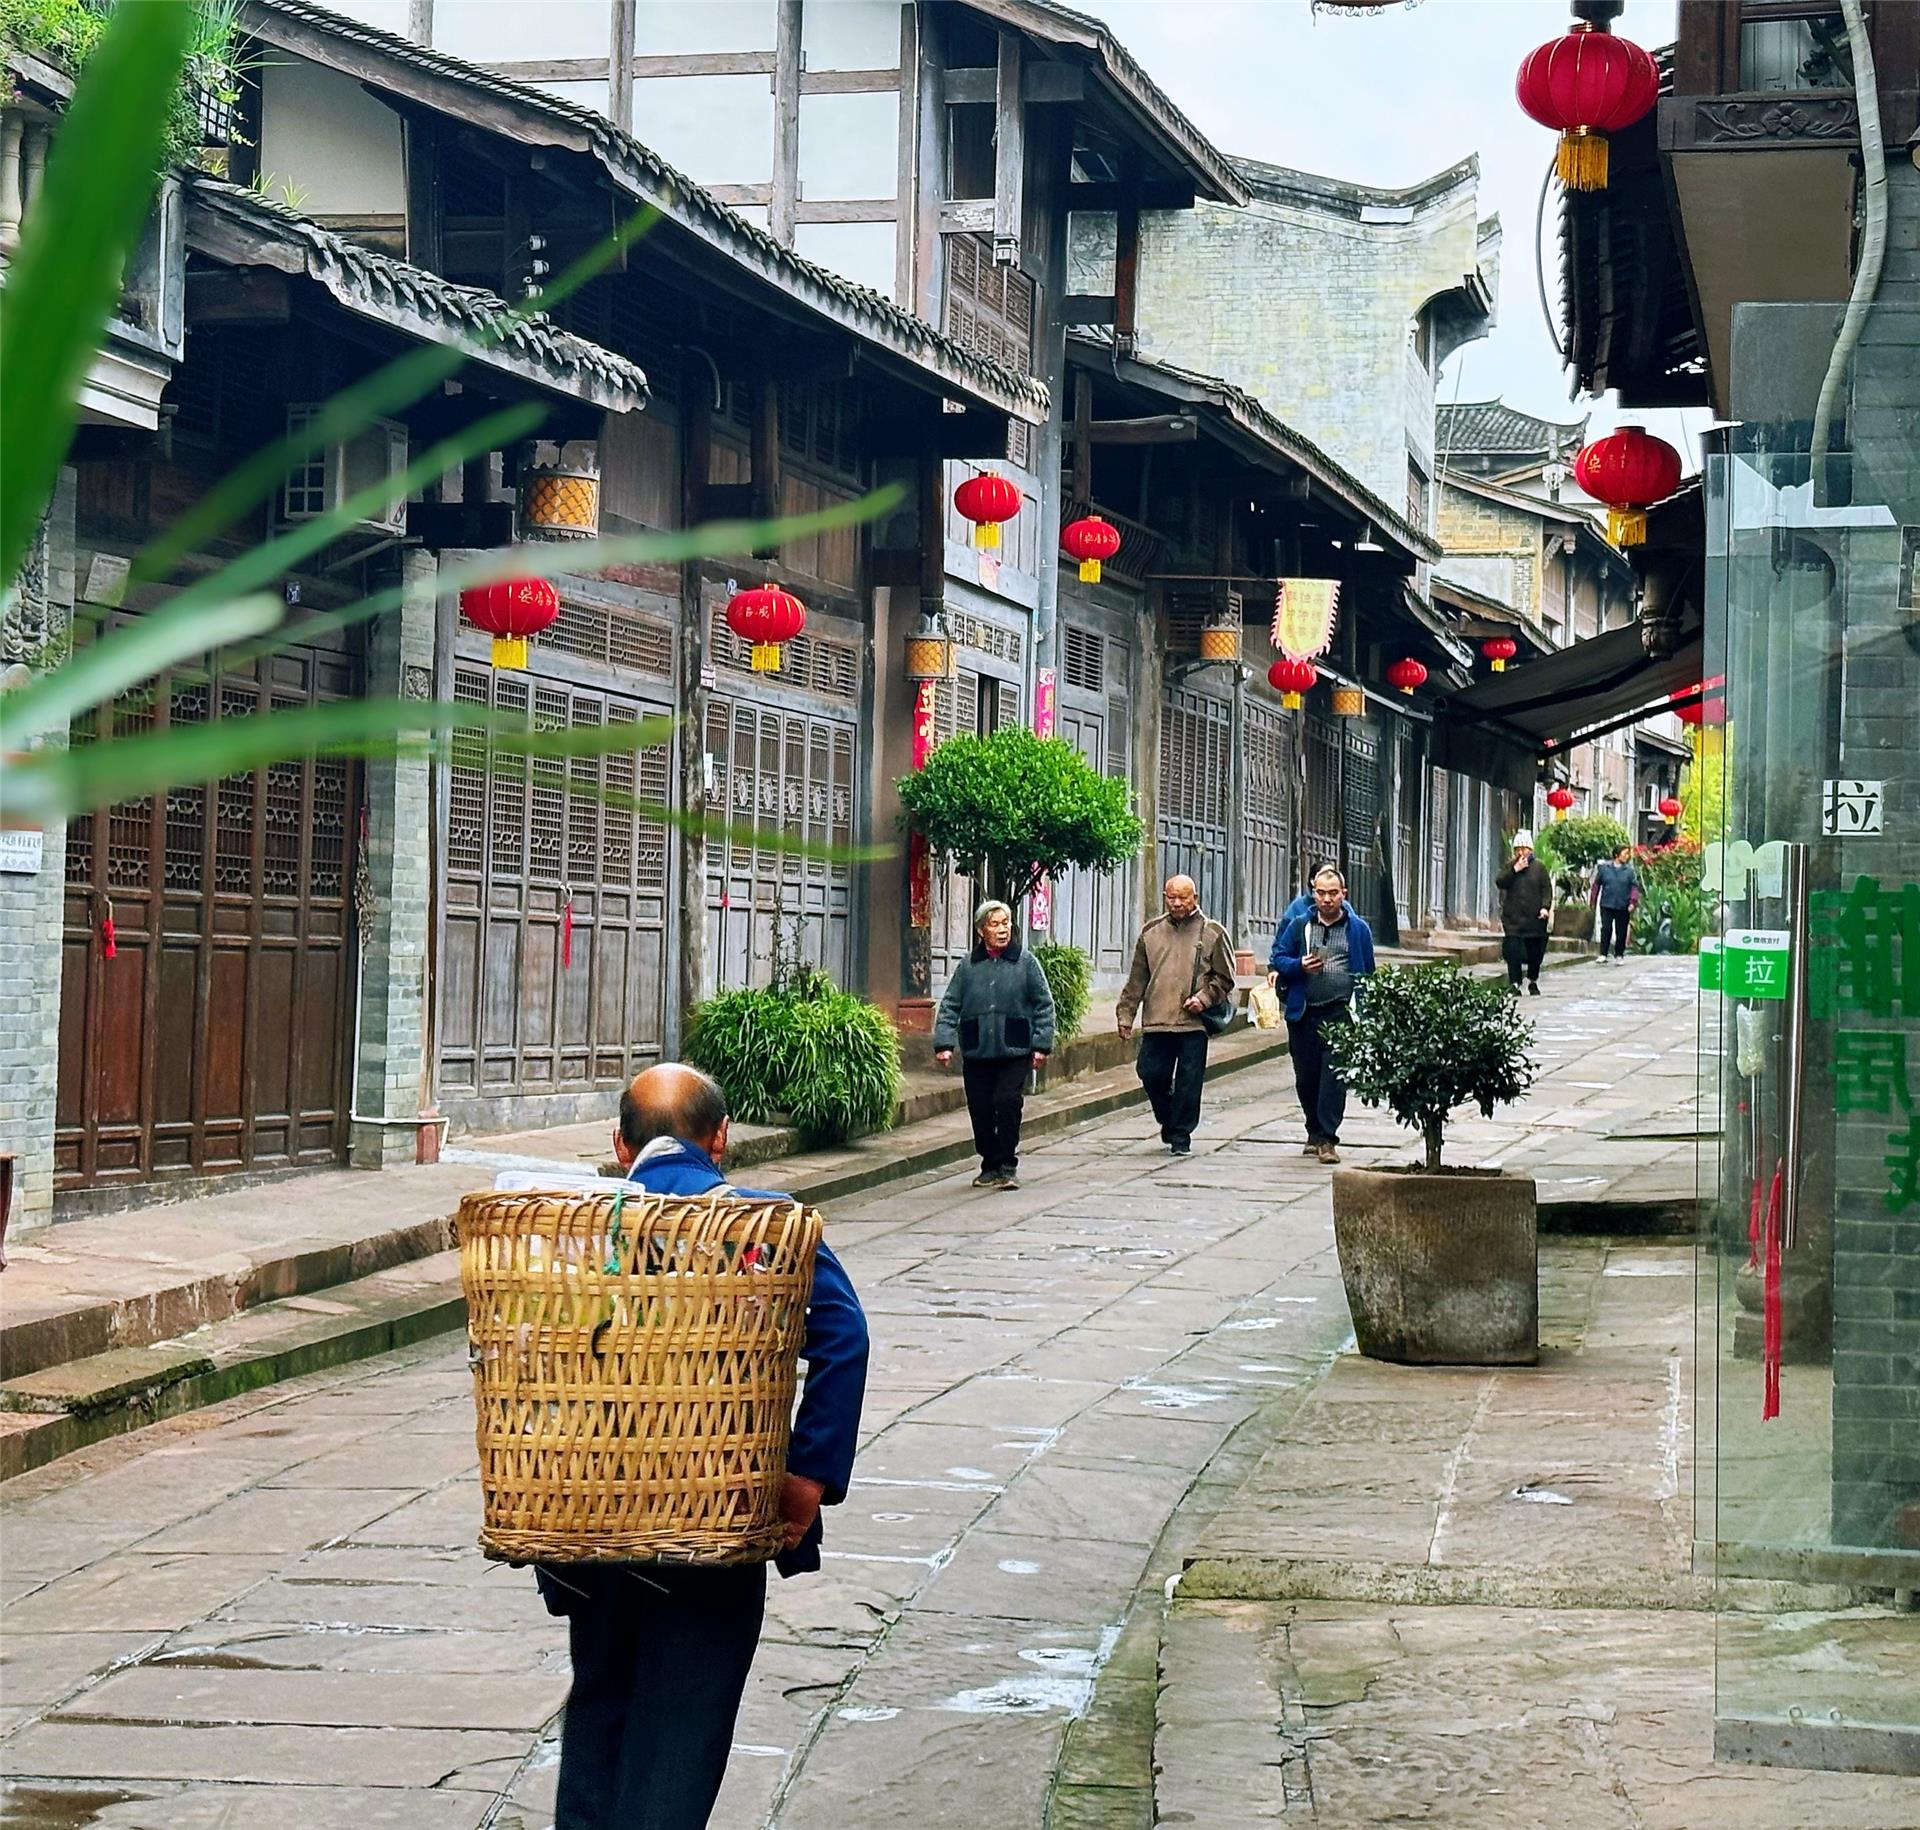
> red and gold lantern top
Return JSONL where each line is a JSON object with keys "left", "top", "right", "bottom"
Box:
{"left": 726, "top": 581, "right": 806, "bottom": 674}
{"left": 1672, "top": 675, "right": 1726, "bottom": 726}
{"left": 459, "top": 572, "right": 560, "bottom": 670}
{"left": 1574, "top": 426, "right": 1682, "bottom": 548}
{"left": 1546, "top": 784, "right": 1577, "bottom": 819}
{"left": 1658, "top": 794, "right": 1683, "bottom": 822}
{"left": 1385, "top": 657, "right": 1427, "bottom": 697}
{"left": 1267, "top": 656, "right": 1317, "bottom": 711}
{"left": 1060, "top": 514, "right": 1121, "bottom": 584}
{"left": 954, "top": 472, "right": 1021, "bottom": 551}
{"left": 1481, "top": 636, "right": 1518, "bottom": 673}
{"left": 1516, "top": 21, "right": 1658, "bottom": 192}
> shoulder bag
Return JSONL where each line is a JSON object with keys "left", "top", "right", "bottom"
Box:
{"left": 1189, "top": 926, "right": 1237, "bottom": 1036}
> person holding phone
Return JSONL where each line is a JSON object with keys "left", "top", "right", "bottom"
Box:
{"left": 1270, "top": 864, "right": 1375, "bottom": 1163}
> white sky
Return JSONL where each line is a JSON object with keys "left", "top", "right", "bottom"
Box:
{"left": 1072, "top": 0, "right": 1701, "bottom": 454}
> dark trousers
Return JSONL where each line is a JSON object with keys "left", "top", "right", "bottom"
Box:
{"left": 553, "top": 1562, "right": 767, "bottom": 1830}
{"left": 1502, "top": 933, "right": 1548, "bottom": 986}
{"left": 1288, "top": 1000, "right": 1351, "bottom": 1144}
{"left": 963, "top": 1054, "right": 1030, "bottom": 1172}
{"left": 1137, "top": 1029, "right": 1209, "bottom": 1149}
{"left": 1599, "top": 905, "right": 1631, "bottom": 957}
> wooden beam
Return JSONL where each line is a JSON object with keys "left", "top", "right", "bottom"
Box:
{"left": 992, "top": 32, "right": 1024, "bottom": 265}
{"left": 793, "top": 199, "right": 898, "bottom": 224}
{"left": 1066, "top": 179, "right": 1195, "bottom": 212}
{"left": 185, "top": 268, "right": 289, "bottom": 325}
{"left": 1062, "top": 293, "right": 1115, "bottom": 326}
{"left": 677, "top": 353, "right": 714, "bottom": 1043}
{"left": 938, "top": 199, "right": 995, "bottom": 235}
{"left": 1071, "top": 370, "right": 1092, "bottom": 503}
{"left": 1089, "top": 414, "right": 1198, "bottom": 445}
{"left": 802, "top": 67, "right": 900, "bottom": 96}
{"left": 770, "top": 0, "right": 803, "bottom": 248}
{"left": 632, "top": 50, "right": 774, "bottom": 78}
{"left": 486, "top": 57, "right": 609, "bottom": 84}
{"left": 608, "top": 0, "right": 635, "bottom": 130}
{"left": 705, "top": 183, "right": 774, "bottom": 208}
{"left": 1113, "top": 155, "right": 1140, "bottom": 359}
{"left": 407, "top": 0, "right": 433, "bottom": 44}
{"left": 403, "top": 113, "right": 441, "bottom": 274}
{"left": 944, "top": 62, "right": 1084, "bottom": 105}
{"left": 750, "top": 371, "right": 781, "bottom": 528}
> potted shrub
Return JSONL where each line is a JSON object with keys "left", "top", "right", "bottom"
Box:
{"left": 1327, "top": 964, "right": 1541, "bottom": 1365}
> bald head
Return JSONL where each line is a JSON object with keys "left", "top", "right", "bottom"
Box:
{"left": 1162, "top": 875, "right": 1199, "bottom": 919}
{"left": 615, "top": 1062, "right": 730, "bottom": 1166}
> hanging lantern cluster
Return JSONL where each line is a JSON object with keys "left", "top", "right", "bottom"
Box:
{"left": 1516, "top": 21, "right": 1659, "bottom": 192}
{"left": 725, "top": 581, "right": 806, "bottom": 673}
{"left": 460, "top": 572, "right": 560, "bottom": 669}
{"left": 1268, "top": 657, "right": 1317, "bottom": 710}
{"left": 1659, "top": 794, "right": 1683, "bottom": 824}
{"left": 1546, "top": 784, "right": 1577, "bottom": 820}
{"left": 1574, "top": 425, "right": 1682, "bottom": 548}
{"left": 1385, "top": 657, "right": 1427, "bottom": 697}
{"left": 1060, "top": 514, "right": 1120, "bottom": 584}
{"left": 1482, "top": 636, "right": 1518, "bottom": 674}
{"left": 954, "top": 472, "right": 1021, "bottom": 550}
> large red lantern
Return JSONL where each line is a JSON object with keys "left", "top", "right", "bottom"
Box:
{"left": 1574, "top": 426, "right": 1682, "bottom": 548}
{"left": 1673, "top": 676, "right": 1726, "bottom": 726}
{"left": 953, "top": 472, "right": 1021, "bottom": 550}
{"left": 1516, "top": 22, "right": 1659, "bottom": 192}
{"left": 725, "top": 581, "right": 806, "bottom": 673}
{"left": 1385, "top": 657, "right": 1427, "bottom": 697}
{"left": 1659, "top": 794, "right": 1683, "bottom": 824}
{"left": 1546, "top": 784, "right": 1577, "bottom": 820}
{"left": 459, "top": 573, "right": 559, "bottom": 669}
{"left": 1267, "top": 656, "right": 1317, "bottom": 711}
{"left": 1481, "top": 636, "right": 1518, "bottom": 674}
{"left": 1060, "top": 514, "right": 1121, "bottom": 584}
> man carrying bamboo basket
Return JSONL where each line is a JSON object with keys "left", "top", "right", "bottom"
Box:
{"left": 536, "top": 1062, "right": 869, "bottom": 1830}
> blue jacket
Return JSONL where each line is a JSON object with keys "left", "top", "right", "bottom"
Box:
{"left": 536, "top": 1138, "right": 867, "bottom": 1604}
{"left": 1272, "top": 904, "right": 1376, "bottom": 1022}
{"left": 1271, "top": 891, "right": 1316, "bottom": 957}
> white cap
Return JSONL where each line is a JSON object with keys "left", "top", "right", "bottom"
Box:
{"left": 1512, "top": 829, "right": 1535, "bottom": 851}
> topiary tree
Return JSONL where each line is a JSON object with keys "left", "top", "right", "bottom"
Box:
{"left": 1031, "top": 941, "right": 1091, "bottom": 1044}
{"left": 1330, "top": 964, "right": 1538, "bottom": 1172}
{"left": 896, "top": 729, "right": 1142, "bottom": 909}
{"left": 1539, "top": 812, "right": 1633, "bottom": 903}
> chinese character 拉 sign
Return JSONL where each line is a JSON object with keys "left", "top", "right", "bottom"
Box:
{"left": 1822, "top": 780, "right": 1884, "bottom": 836}
{"left": 1725, "top": 928, "right": 1790, "bottom": 1001}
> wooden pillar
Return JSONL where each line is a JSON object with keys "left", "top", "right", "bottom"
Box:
{"left": 991, "top": 31, "right": 1024, "bottom": 266}
{"left": 770, "top": 0, "right": 804, "bottom": 248}
{"left": 676, "top": 363, "right": 714, "bottom": 1039}
{"left": 899, "top": 451, "right": 945, "bottom": 1025}
{"left": 609, "top": 0, "right": 636, "bottom": 132}
{"left": 1113, "top": 155, "right": 1141, "bottom": 361}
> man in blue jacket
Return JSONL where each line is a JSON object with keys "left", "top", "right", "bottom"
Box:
{"left": 538, "top": 1062, "right": 868, "bottom": 1830}
{"left": 1270, "top": 865, "right": 1376, "bottom": 1164}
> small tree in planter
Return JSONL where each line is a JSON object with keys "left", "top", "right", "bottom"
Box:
{"left": 896, "top": 729, "right": 1142, "bottom": 910}
{"left": 1325, "top": 965, "right": 1543, "bottom": 1365}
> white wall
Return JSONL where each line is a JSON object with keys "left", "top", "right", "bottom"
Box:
{"left": 436, "top": 0, "right": 612, "bottom": 61}
{"left": 258, "top": 62, "right": 405, "bottom": 219}
{"left": 795, "top": 221, "right": 895, "bottom": 297}
{"left": 632, "top": 0, "right": 772, "bottom": 54}
{"left": 797, "top": 90, "right": 897, "bottom": 200}
{"left": 800, "top": 0, "right": 899, "bottom": 70}
{"left": 631, "top": 74, "right": 773, "bottom": 185}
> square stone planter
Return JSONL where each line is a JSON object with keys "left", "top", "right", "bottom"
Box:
{"left": 1330, "top": 1165, "right": 1539, "bottom": 1365}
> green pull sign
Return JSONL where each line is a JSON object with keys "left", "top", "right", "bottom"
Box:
{"left": 1698, "top": 936, "right": 1722, "bottom": 992}
{"left": 1725, "top": 928, "right": 1790, "bottom": 1002}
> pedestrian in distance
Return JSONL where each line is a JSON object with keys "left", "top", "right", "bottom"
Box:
{"left": 538, "top": 1063, "right": 868, "bottom": 1830}
{"left": 1116, "top": 874, "right": 1237, "bottom": 1157}
{"left": 1590, "top": 842, "right": 1641, "bottom": 961}
{"left": 1497, "top": 829, "right": 1554, "bottom": 996}
{"left": 1270, "top": 864, "right": 1376, "bottom": 1163}
{"left": 933, "top": 899, "right": 1056, "bottom": 1191}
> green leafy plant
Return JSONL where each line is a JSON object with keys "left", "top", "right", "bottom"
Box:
{"left": 1534, "top": 812, "right": 1632, "bottom": 904}
{"left": 1032, "top": 941, "right": 1091, "bottom": 1045}
{"left": 897, "top": 729, "right": 1142, "bottom": 909}
{"left": 781, "top": 993, "right": 903, "bottom": 1147}
{"left": 1330, "top": 964, "right": 1538, "bottom": 1172}
{"left": 681, "top": 989, "right": 802, "bottom": 1126}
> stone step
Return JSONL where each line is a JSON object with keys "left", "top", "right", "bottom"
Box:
{"left": 0, "top": 1253, "right": 465, "bottom": 1482}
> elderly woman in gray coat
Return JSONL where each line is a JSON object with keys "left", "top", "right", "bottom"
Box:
{"left": 934, "top": 900, "right": 1057, "bottom": 1190}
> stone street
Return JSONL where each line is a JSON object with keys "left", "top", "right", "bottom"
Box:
{"left": 8, "top": 960, "right": 1912, "bottom": 1828}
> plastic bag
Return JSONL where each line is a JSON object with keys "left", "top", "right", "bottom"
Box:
{"left": 1248, "top": 981, "right": 1284, "bottom": 1030}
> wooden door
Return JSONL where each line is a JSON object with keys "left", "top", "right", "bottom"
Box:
{"left": 1242, "top": 696, "right": 1295, "bottom": 962}
{"left": 1156, "top": 685, "right": 1229, "bottom": 920}
{"left": 439, "top": 663, "right": 671, "bottom": 1106}
{"left": 1050, "top": 622, "right": 1135, "bottom": 978}
{"left": 56, "top": 645, "right": 359, "bottom": 1190}
{"left": 1302, "top": 711, "right": 1342, "bottom": 884}
{"left": 1343, "top": 721, "right": 1383, "bottom": 925}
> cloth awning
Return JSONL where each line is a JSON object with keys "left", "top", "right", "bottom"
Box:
{"left": 1443, "top": 616, "right": 1703, "bottom": 751}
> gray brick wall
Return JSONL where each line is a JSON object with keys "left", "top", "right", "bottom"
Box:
{"left": 0, "top": 473, "right": 75, "bottom": 1235}
{"left": 349, "top": 548, "right": 437, "bottom": 1169}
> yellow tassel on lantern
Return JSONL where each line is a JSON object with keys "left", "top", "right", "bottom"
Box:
{"left": 1491, "top": 656, "right": 1507, "bottom": 673}
{"left": 1281, "top": 691, "right": 1303, "bottom": 711}
{"left": 974, "top": 523, "right": 1001, "bottom": 550}
{"left": 750, "top": 642, "right": 783, "bottom": 673}
{"left": 492, "top": 635, "right": 529, "bottom": 669}
{"left": 1079, "top": 558, "right": 1101, "bottom": 584}
{"left": 1606, "top": 507, "right": 1648, "bottom": 546}
{"left": 1556, "top": 128, "right": 1609, "bottom": 191}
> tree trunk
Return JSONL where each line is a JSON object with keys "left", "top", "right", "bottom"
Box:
{"left": 1423, "top": 1123, "right": 1445, "bottom": 1173}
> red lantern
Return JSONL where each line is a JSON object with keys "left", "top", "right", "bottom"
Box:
{"left": 1672, "top": 676, "right": 1726, "bottom": 726}
{"left": 1547, "top": 784, "right": 1576, "bottom": 820}
{"left": 725, "top": 581, "right": 806, "bottom": 673}
{"left": 1574, "top": 426, "right": 1682, "bottom": 548}
{"left": 1267, "top": 656, "right": 1317, "bottom": 711}
{"left": 1481, "top": 636, "right": 1518, "bottom": 674}
{"left": 953, "top": 472, "right": 1021, "bottom": 550}
{"left": 1385, "top": 657, "right": 1427, "bottom": 697}
{"left": 1516, "top": 22, "right": 1659, "bottom": 192}
{"left": 1659, "top": 795, "right": 1683, "bottom": 824}
{"left": 459, "top": 572, "right": 560, "bottom": 669}
{"left": 1060, "top": 514, "right": 1121, "bottom": 584}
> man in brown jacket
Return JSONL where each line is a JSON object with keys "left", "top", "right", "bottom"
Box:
{"left": 1116, "top": 875, "right": 1237, "bottom": 1156}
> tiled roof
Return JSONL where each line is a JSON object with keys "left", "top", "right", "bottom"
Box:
{"left": 186, "top": 178, "right": 650, "bottom": 412}
{"left": 243, "top": 0, "right": 1049, "bottom": 422}
{"left": 1436, "top": 400, "right": 1586, "bottom": 460}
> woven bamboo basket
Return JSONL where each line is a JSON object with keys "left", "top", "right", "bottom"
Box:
{"left": 457, "top": 1188, "right": 821, "bottom": 1565}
